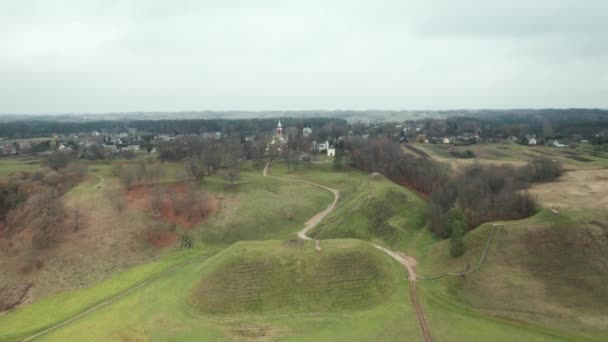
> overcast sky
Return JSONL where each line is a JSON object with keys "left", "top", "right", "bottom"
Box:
{"left": 1, "top": 0, "right": 606, "bottom": 114}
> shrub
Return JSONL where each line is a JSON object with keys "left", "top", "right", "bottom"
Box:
{"left": 444, "top": 208, "right": 467, "bottom": 257}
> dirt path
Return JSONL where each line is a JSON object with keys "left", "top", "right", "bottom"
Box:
{"left": 93, "top": 174, "right": 104, "bottom": 189}
{"left": 373, "top": 245, "right": 432, "bottom": 342}
{"left": 263, "top": 163, "right": 339, "bottom": 241}
{"left": 264, "top": 163, "right": 432, "bottom": 342}
{"left": 20, "top": 165, "right": 429, "bottom": 341}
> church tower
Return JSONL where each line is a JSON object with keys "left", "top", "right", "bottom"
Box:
{"left": 276, "top": 120, "right": 283, "bottom": 138}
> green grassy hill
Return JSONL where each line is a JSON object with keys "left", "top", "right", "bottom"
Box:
{"left": 199, "top": 173, "right": 333, "bottom": 243}
{"left": 189, "top": 239, "right": 399, "bottom": 315}
{"left": 419, "top": 210, "right": 608, "bottom": 341}
{"left": 309, "top": 173, "right": 433, "bottom": 256}
{"left": 0, "top": 239, "right": 423, "bottom": 341}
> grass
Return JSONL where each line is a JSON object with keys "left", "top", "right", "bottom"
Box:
{"left": 418, "top": 209, "right": 608, "bottom": 341}
{"left": 7, "top": 239, "right": 420, "bottom": 341}
{"left": 302, "top": 169, "right": 435, "bottom": 259}
{"left": 0, "top": 246, "right": 222, "bottom": 342}
{"left": 414, "top": 142, "right": 608, "bottom": 168}
{"left": 3, "top": 158, "right": 607, "bottom": 341}
{"left": 199, "top": 171, "right": 334, "bottom": 243}
{"left": 190, "top": 239, "right": 399, "bottom": 314}
{"left": 0, "top": 156, "right": 41, "bottom": 180}
{"left": 268, "top": 161, "right": 437, "bottom": 260}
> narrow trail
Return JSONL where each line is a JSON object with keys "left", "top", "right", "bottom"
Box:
{"left": 263, "top": 163, "right": 339, "bottom": 240}
{"left": 263, "top": 162, "right": 433, "bottom": 342}
{"left": 20, "top": 165, "right": 432, "bottom": 342}
{"left": 93, "top": 174, "right": 104, "bottom": 189}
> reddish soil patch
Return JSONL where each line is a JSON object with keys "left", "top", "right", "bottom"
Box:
{"left": 126, "top": 183, "right": 216, "bottom": 228}
{"left": 147, "top": 230, "right": 177, "bottom": 248}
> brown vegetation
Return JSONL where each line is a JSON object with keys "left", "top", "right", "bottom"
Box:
{"left": 347, "top": 138, "right": 562, "bottom": 238}
{"left": 126, "top": 182, "right": 215, "bottom": 228}
{"left": 0, "top": 164, "right": 87, "bottom": 247}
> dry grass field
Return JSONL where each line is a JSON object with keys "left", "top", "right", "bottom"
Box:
{"left": 529, "top": 169, "right": 608, "bottom": 210}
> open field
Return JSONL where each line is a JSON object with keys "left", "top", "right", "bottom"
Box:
{"left": 412, "top": 143, "right": 608, "bottom": 170}
{"left": 529, "top": 169, "right": 608, "bottom": 210}
{"left": 0, "top": 157, "right": 41, "bottom": 180}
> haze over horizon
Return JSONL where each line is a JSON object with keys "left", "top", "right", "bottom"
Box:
{"left": 1, "top": 0, "right": 607, "bottom": 114}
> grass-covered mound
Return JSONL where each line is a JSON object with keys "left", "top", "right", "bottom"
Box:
{"left": 420, "top": 210, "right": 608, "bottom": 340}
{"left": 309, "top": 173, "right": 430, "bottom": 251}
{"left": 199, "top": 173, "right": 333, "bottom": 244}
{"left": 189, "top": 239, "right": 401, "bottom": 315}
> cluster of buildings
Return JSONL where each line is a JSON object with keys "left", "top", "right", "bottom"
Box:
{"left": 265, "top": 121, "right": 338, "bottom": 157}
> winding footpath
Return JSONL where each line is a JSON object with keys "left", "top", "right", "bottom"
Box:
{"left": 93, "top": 174, "right": 104, "bottom": 189}
{"left": 262, "top": 163, "right": 339, "bottom": 241}
{"left": 263, "top": 163, "right": 433, "bottom": 342}
{"left": 21, "top": 164, "right": 431, "bottom": 342}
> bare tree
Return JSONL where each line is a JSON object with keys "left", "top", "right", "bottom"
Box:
{"left": 43, "top": 151, "right": 72, "bottom": 171}
{"left": 73, "top": 206, "right": 80, "bottom": 232}
{"left": 184, "top": 157, "right": 206, "bottom": 180}
{"left": 120, "top": 166, "right": 135, "bottom": 190}
{"left": 149, "top": 185, "right": 164, "bottom": 216}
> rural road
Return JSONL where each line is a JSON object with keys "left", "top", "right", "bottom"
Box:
{"left": 263, "top": 162, "right": 433, "bottom": 342}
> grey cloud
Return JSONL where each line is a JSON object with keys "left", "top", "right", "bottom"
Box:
{"left": 0, "top": 0, "right": 606, "bottom": 113}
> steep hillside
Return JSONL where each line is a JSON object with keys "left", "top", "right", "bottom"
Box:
{"left": 419, "top": 210, "right": 608, "bottom": 341}
{"left": 189, "top": 239, "right": 400, "bottom": 315}
{"left": 1, "top": 239, "right": 423, "bottom": 341}
{"left": 309, "top": 173, "right": 433, "bottom": 255}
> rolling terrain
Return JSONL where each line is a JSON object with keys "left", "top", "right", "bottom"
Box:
{"left": 1, "top": 149, "right": 607, "bottom": 341}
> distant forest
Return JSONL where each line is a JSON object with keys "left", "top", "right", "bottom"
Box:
{"left": 1, "top": 109, "right": 608, "bottom": 139}
{"left": 0, "top": 118, "right": 347, "bottom": 139}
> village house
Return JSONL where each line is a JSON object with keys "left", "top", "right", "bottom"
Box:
{"left": 548, "top": 139, "right": 567, "bottom": 148}
{"left": 202, "top": 132, "right": 222, "bottom": 140}
{"left": 528, "top": 137, "right": 537, "bottom": 145}
{"left": 507, "top": 136, "right": 519, "bottom": 144}
{"left": 327, "top": 146, "right": 336, "bottom": 157}
{"left": 312, "top": 140, "right": 330, "bottom": 153}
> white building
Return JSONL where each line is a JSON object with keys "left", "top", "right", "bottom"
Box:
{"left": 528, "top": 137, "right": 537, "bottom": 145}
{"left": 327, "top": 147, "right": 336, "bottom": 157}
{"left": 302, "top": 127, "right": 313, "bottom": 137}
{"left": 312, "top": 140, "right": 330, "bottom": 153}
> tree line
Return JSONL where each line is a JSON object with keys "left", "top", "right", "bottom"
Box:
{"left": 0, "top": 118, "right": 346, "bottom": 139}
{"left": 346, "top": 138, "right": 562, "bottom": 246}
